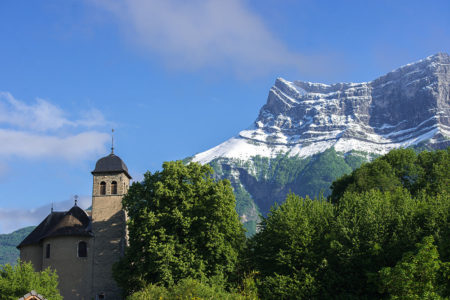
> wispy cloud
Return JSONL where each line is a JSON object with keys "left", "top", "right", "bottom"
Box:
{"left": 0, "top": 92, "right": 109, "bottom": 160}
{"left": 0, "top": 196, "right": 91, "bottom": 234}
{"left": 0, "top": 92, "right": 107, "bottom": 131}
{"left": 91, "top": 0, "right": 325, "bottom": 77}
{"left": 0, "top": 129, "right": 108, "bottom": 160}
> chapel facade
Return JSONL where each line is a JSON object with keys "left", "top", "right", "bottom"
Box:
{"left": 17, "top": 150, "right": 131, "bottom": 300}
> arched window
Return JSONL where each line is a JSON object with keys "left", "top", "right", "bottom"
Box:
{"left": 97, "top": 293, "right": 105, "bottom": 300}
{"left": 78, "top": 241, "right": 87, "bottom": 258}
{"left": 100, "top": 181, "right": 106, "bottom": 195}
{"left": 45, "top": 243, "right": 50, "bottom": 258}
{"left": 111, "top": 181, "right": 117, "bottom": 195}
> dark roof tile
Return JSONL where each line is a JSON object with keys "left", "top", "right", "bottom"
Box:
{"left": 91, "top": 153, "right": 131, "bottom": 178}
{"left": 17, "top": 206, "right": 92, "bottom": 248}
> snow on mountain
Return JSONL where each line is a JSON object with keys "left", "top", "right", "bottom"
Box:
{"left": 194, "top": 53, "right": 450, "bottom": 164}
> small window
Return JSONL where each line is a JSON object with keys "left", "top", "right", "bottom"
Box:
{"left": 100, "top": 181, "right": 106, "bottom": 195}
{"left": 111, "top": 181, "right": 117, "bottom": 195}
{"left": 78, "top": 241, "right": 87, "bottom": 258}
{"left": 45, "top": 243, "right": 50, "bottom": 258}
{"left": 97, "top": 293, "right": 105, "bottom": 300}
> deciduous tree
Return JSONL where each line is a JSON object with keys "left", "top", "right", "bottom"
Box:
{"left": 113, "top": 161, "right": 245, "bottom": 295}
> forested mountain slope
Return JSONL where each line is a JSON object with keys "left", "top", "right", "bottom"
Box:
{"left": 0, "top": 226, "right": 35, "bottom": 265}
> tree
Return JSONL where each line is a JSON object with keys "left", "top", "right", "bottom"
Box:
{"left": 113, "top": 161, "right": 246, "bottom": 295}
{"left": 0, "top": 261, "right": 62, "bottom": 300}
{"left": 379, "top": 236, "right": 450, "bottom": 299}
{"left": 329, "top": 147, "right": 450, "bottom": 204}
{"left": 250, "top": 194, "right": 334, "bottom": 299}
{"left": 249, "top": 148, "right": 449, "bottom": 299}
{"left": 325, "top": 188, "right": 421, "bottom": 298}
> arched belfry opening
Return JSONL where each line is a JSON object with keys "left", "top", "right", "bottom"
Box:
{"left": 111, "top": 181, "right": 117, "bottom": 195}
{"left": 100, "top": 182, "right": 106, "bottom": 195}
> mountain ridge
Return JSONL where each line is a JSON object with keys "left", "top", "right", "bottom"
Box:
{"left": 194, "top": 53, "right": 449, "bottom": 165}
{"left": 0, "top": 226, "right": 35, "bottom": 265}
{"left": 192, "top": 53, "right": 450, "bottom": 235}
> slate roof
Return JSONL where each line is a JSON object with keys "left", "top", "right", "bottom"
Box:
{"left": 91, "top": 152, "right": 131, "bottom": 178}
{"left": 17, "top": 205, "right": 93, "bottom": 248}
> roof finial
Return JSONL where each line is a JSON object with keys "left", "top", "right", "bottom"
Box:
{"left": 111, "top": 128, "right": 115, "bottom": 154}
{"left": 74, "top": 195, "right": 79, "bottom": 206}
{"left": 51, "top": 202, "right": 54, "bottom": 213}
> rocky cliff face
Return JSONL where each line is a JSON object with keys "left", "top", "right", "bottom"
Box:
{"left": 192, "top": 53, "right": 450, "bottom": 235}
{"left": 195, "top": 53, "right": 449, "bottom": 164}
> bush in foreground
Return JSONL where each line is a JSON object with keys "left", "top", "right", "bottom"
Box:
{"left": 0, "top": 260, "right": 62, "bottom": 300}
{"left": 128, "top": 278, "right": 258, "bottom": 300}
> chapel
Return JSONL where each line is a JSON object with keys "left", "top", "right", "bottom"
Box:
{"left": 17, "top": 149, "right": 131, "bottom": 300}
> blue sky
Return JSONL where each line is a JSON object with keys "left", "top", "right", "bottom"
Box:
{"left": 0, "top": 0, "right": 449, "bottom": 233}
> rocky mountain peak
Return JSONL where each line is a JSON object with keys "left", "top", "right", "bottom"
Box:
{"left": 194, "top": 54, "right": 449, "bottom": 164}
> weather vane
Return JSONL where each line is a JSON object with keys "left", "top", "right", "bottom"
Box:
{"left": 74, "top": 195, "right": 79, "bottom": 206}
{"left": 111, "top": 128, "right": 115, "bottom": 154}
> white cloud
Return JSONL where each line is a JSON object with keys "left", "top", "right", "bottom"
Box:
{"left": 0, "top": 92, "right": 106, "bottom": 131}
{"left": 91, "top": 0, "right": 315, "bottom": 77}
{"left": 0, "top": 93, "right": 110, "bottom": 233}
{"left": 0, "top": 92, "right": 110, "bottom": 160}
{"left": 0, "top": 196, "right": 92, "bottom": 234}
{"left": 0, "top": 129, "right": 109, "bottom": 160}
{"left": 77, "top": 108, "right": 108, "bottom": 128}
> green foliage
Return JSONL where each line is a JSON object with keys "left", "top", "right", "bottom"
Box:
{"left": 251, "top": 153, "right": 311, "bottom": 186}
{"left": 0, "top": 226, "right": 35, "bottom": 265}
{"left": 344, "top": 151, "right": 375, "bottom": 170}
{"left": 209, "top": 147, "right": 370, "bottom": 235}
{"left": 298, "top": 148, "right": 354, "bottom": 198}
{"left": 378, "top": 236, "right": 449, "bottom": 299}
{"left": 325, "top": 189, "right": 421, "bottom": 297}
{"left": 234, "top": 184, "right": 259, "bottom": 220}
{"left": 330, "top": 147, "right": 450, "bottom": 203}
{"left": 250, "top": 189, "right": 450, "bottom": 299}
{"left": 113, "top": 161, "right": 246, "bottom": 296}
{"left": 0, "top": 260, "right": 62, "bottom": 300}
{"left": 249, "top": 148, "right": 450, "bottom": 299}
{"left": 127, "top": 278, "right": 258, "bottom": 300}
{"left": 250, "top": 194, "right": 334, "bottom": 299}
{"left": 233, "top": 184, "right": 261, "bottom": 237}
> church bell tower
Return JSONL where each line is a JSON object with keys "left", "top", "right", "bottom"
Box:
{"left": 91, "top": 146, "right": 131, "bottom": 299}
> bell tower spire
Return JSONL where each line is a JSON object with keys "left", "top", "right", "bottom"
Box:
{"left": 111, "top": 129, "right": 114, "bottom": 154}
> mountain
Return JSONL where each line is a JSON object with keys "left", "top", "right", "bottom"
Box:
{"left": 192, "top": 53, "right": 450, "bottom": 235}
{"left": 0, "top": 226, "right": 35, "bottom": 265}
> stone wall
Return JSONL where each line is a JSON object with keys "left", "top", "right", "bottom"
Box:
{"left": 20, "top": 244, "right": 42, "bottom": 272}
{"left": 41, "top": 236, "right": 93, "bottom": 300}
{"left": 91, "top": 172, "right": 129, "bottom": 300}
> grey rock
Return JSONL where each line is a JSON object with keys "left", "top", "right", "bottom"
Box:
{"left": 251, "top": 52, "right": 449, "bottom": 151}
